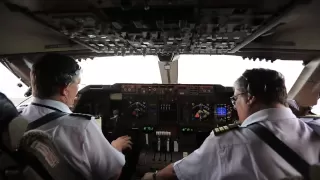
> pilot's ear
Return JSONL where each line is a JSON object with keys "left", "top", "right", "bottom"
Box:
{"left": 246, "top": 95, "right": 256, "bottom": 106}
{"left": 61, "top": 86, "right": 69, "bottom": 96}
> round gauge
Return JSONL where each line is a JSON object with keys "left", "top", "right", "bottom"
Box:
{"left": 191, "top": 103, "right": 211, "bottom": 121}
{"left": 128, "top": 101, "right": 146, "bottom": 118}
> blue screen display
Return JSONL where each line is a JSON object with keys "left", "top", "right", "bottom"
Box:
{"left": 216, "top": 107, "right": 227, "bottom": 116}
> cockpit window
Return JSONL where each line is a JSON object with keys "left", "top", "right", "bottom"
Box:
{"left": 178, "top": 55, "right": 304, "bottom": 92}
{"left": 0, "top": 55, "right": 305, "bottom": 106}
{"left": 78, "top": 56, "right": 162, "bottom": 89}
{"left": 312, "top": 99, "right": 320, "bottom": 114}
{"left": 78, "top": 55, "right": 304, "bottom": 92}
{"left": 0, "top": 63, "right": 28, "bottom": 105}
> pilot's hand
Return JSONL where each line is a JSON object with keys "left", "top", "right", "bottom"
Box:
{"left": 111, "top": 135, "right": 132, "bottom": 152}
{"left": 141, "top": 172, "right": 153, "bottom": 180}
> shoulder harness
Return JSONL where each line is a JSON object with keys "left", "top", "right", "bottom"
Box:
{"left": 69, "top": 113, "right": 93, "bottom": 120}
{"left": 213, "top": 123, "right": 240, "bottom": 136}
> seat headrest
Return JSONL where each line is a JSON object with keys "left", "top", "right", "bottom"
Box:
{"left": 0, "top": 92, "right": 19, "bottom": 133}
{"left": 8, "top": 115, "right": 29, "bottom": 149}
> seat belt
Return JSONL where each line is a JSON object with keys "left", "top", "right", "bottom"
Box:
{"left": 247, "top": 123, "right": 311, "bottom": 180}
{"left": 27, "top": 112, "right": 67, "bottom": 131}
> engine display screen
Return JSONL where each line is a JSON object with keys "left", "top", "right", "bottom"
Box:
{"left": 215, "top": 104, "right": 233, "bottom": 125}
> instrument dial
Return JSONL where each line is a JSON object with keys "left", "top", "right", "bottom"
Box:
{"left": 128, "top": 101, "right": 147, "bottom": 118}
{"left": 191, "top": 103, "right": 211, "bottom": 121}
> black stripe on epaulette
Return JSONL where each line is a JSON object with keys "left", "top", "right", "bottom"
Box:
{"left": 19, "top": 104, "right": 28, "bottom": 108}
{"left": 69, "top": 113, "right": 93, "bottom": 120}
{"left": 213, "top": 123, "right": 239, "bottom": 136}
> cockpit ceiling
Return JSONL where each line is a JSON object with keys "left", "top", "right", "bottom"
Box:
{"left": 1, "top": 0, "right": 320, "bottom": 62}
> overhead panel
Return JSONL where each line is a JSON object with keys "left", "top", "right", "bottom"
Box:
{"left": 2, "top": 0, "right": 304, "bottom": 57}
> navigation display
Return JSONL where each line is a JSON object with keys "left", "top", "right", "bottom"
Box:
{"left": 216, "top": 106, "right": 227, "bottom": 116}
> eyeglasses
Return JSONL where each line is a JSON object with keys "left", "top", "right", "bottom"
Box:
{"left": 230, "top": 93, "right": 246, "bottom": 107}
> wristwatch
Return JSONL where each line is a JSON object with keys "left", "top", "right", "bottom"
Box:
{"left": 152, "top": 170, "right": 158, "bottom": 180}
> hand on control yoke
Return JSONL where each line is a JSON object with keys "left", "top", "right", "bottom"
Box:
{"left": 111, "top": 135, "right": 132, "bottom": 152}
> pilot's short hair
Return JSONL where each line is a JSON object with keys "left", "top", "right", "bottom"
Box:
{"left": 31, "top": 53, "right": 81, "bottom": 98}
{"left": 235, "top": 68, "right": 287, "bottom": 105}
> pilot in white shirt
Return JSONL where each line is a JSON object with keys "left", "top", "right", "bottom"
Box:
{"left": 142, "top": 68, "right": 320, "bottom": 180}
{"left": 19, "top": 53, "right": 132, "bottom": 180}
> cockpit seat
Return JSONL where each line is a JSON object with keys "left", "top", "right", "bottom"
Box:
{"left": 0, "top": 92, "right": 83, "bottom": 180}
{"left": 18, "top": 129, "right": 85, "bottom": 180}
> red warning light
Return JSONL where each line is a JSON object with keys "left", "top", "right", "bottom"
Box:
{"left": 195, "top": 113, "right": 200, "bottom": 118}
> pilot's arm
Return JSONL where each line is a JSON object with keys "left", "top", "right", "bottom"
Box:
{"left": 304, "top": 118, "right": 320, "bottom": 135}
{"left": 83, "top": 119, "right": 127, "bottom": 180}
{"left": 142, "top": 132, "right": 221, "bottom": 180}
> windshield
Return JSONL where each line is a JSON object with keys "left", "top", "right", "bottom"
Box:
{"left": 0, "top": 55, "right": 309, "bottom": 107}
{"left": 78, "top": 56, "right": 162, "bottom": 89}
{"left": 178, "top": 55, "right": 303, "bottom": 91}
{"left": 312, "top": 100, "right": 320, "bottom": 114}
{"left": 0, "top": 63, "right": 28, "bottom": 105}
{"left": 78, "top": 55, "right": 304, "bottom": 92}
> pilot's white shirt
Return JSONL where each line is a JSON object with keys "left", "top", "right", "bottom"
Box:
{"left": 301, "top": 117, "right": 320, "bottom": 135}
{"left": 19, "top": 98, "right": 125, "bottom": 180}
{"left": 173, "top": 108, "right": 320, "bottom": 180}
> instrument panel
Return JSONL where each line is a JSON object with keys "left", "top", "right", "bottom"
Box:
{"left": 74, "top": 83, "right": 237, "bottom": 179}
{"left": 120, "top": 84, "right": 215, "bottom": 95}
{"left": 75, "top": 83, "right": 237, "bottom": 130}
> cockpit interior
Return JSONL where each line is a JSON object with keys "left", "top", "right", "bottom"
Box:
{"left": 1, "top": 0, "right": 320, "bottom": 179}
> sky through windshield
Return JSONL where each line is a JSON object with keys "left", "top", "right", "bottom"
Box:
{"left": 178, "top": 55, "right": 304, "bottom": 91}
{"left": 0, "top": 55, "right": 305, "bottom": 96}
{"left": 1, "top": 55, "right": 318, "bottom": 113}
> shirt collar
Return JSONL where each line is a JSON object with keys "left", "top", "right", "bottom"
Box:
{"left": 240, "top": 107, "right": 296, "bottom": 127}
{"left": 32, "top": 97, "right": 72, "bottom": 113}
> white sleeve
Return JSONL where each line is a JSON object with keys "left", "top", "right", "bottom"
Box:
{"left": 306, "top": 119, "right": 320, "bottom": 135}
{"left": 173, "top": 132, "right": 221, "bottom": 180}
{"left": 83, "top": 120, "right": 126, "bottom": 180}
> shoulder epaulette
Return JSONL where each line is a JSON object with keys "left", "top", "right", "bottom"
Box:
{"left": 69, "top": 113, "right": 93, "bottom": 120}
{"left": 18, "top": 104, "right": 28, "bottom": 109}
{"left": 213, "top": 123, "right": 239, "bottom": 136}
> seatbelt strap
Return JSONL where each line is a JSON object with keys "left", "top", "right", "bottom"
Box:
{"left": 247, "top": 123, "right": 311, "bottom": 180}
{"left": 27, "top": 112, "right": 67, "bottom": 131}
